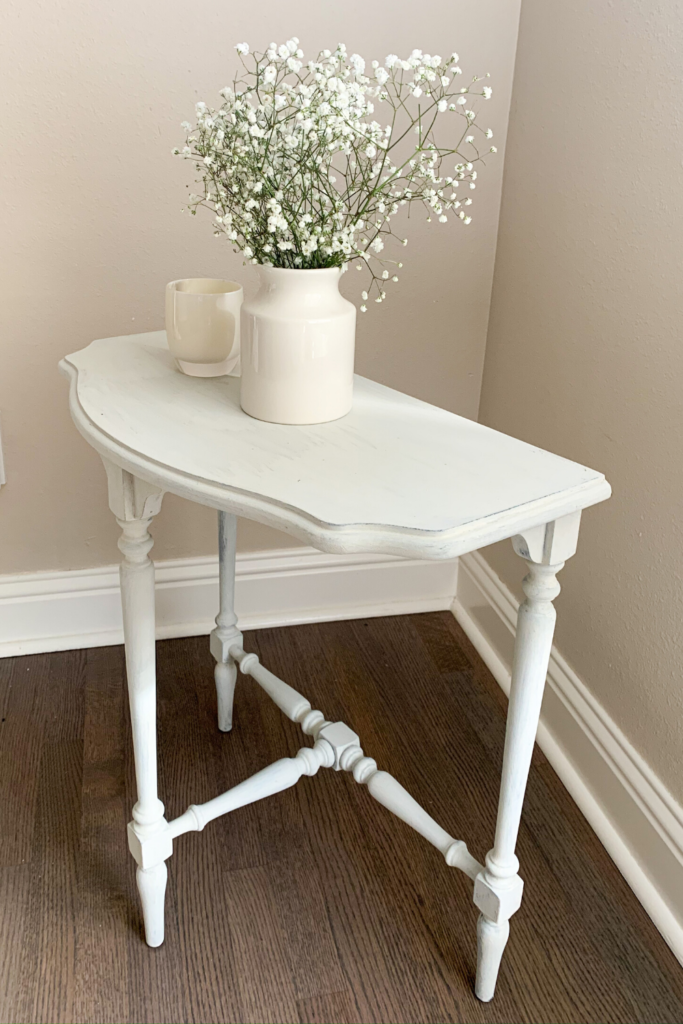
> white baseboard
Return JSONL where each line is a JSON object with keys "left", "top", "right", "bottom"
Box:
{"left": 453, "top": 550, "right": 683, "bottom": 967}
{"left": 0, "top": 547, "right": 458, "bottom": 658}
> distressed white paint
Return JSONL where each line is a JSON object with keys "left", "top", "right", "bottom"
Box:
{"left": 107, "top": 463, "right": 169, "bottom": 948}
{"left": 62, "top": 333, "right": 610, "bottom": 999}
{"left": 59, "top": 333, "right": 609, "bottom": 560}
{"left": 474, "top": 557, "right": 562, "bottom": 998}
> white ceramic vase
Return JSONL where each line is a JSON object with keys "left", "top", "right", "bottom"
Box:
{"left": 240, "top": 266, "right": 356, "bottom": 424}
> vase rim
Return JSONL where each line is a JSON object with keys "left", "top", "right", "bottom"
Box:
{"left": 254, "top": 264, "right": 343, "bottom": 275}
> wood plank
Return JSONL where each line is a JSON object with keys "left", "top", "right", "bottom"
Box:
{"left": 0, "top": 655, "right": 49, "bottom": 867}
{"left": 0, "top": 865, "right": 31, "bottom": 1024}
{"left": 18, "top": 739, "right": 82, "bottom": 1024}
{"left": 297, "top": 989, "right": 359, "bottom": 1024}
{"left": 225, "top": 864, "right": 300, "bottom": 1024}
{"left": 171, "top": 831, "right": 241, "bottom": 1024}
{"left": 74, "top": 645, "right": 130, "bottom": 1024}
{"left": 158, "top": 638, "right": 242, "bottom": 1024}
{"left": 266, "top": 841, "right": 348, "bottom": 1004}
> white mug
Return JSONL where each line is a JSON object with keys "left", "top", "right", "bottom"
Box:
{"left": 165, "top": 278, "right": 243, "bottom": 377}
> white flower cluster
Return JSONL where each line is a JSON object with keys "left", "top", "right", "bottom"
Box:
{"left": 175, "top": 40, "right": 495, "bottom": 308}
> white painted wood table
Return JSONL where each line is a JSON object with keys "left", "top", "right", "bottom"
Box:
{"left": 60, "top": 331, "right": 610, "bottom": 1002}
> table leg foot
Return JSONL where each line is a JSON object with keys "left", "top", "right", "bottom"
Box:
{"left": 475, "top": 915, "right": 509, "bottom": 1002}
{"left": 136, "top": 862, "right": 168, "bottom": 947}
{"left": 215, "top": 659, "right": 237, "bottom": 733}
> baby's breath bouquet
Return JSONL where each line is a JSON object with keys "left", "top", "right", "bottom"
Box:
{"left": 175, "top": 39, "right": 495, "bottom": 310}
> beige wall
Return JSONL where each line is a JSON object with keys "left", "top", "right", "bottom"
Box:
{"left": 479, "top": 0, "right": 683, "bottom": 801}
{"left": 0, "top": 0, "right": 520, "bottom": 574}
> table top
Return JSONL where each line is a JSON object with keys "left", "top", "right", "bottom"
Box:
{"left": 60, "top": 332, "right": 610, "bottom": 559}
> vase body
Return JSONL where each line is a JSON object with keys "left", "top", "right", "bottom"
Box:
{"left": 240, "top": 266, "right": 356, "bottom": 424}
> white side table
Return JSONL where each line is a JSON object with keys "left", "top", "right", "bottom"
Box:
{"left": 60, "top": 332, "right": 610, "bottom": 1002}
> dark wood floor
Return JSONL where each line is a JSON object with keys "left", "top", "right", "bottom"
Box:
{"left": 1, "top": 612, "right": 682, "bottom": 1024}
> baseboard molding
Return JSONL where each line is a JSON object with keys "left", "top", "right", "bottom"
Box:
{"left": 0, "top": 546, "right": 458, "bottom": 658}
{"left": 453, "top": 550, "right": 683, "bottom": 967}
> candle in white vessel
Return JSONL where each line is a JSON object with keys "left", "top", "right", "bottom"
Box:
{"left": 165, "top": 278, "right": 243, "bottom": 377}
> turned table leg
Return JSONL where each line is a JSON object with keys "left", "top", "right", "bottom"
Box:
{"left": 102, "top": 460, "right": 169, "bottom": 947}
{"left": 474, "top": 513, "right": 581, "bottom": 1001}
{"left": 210, "top": 511, "right": 242, "bottom": 732}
